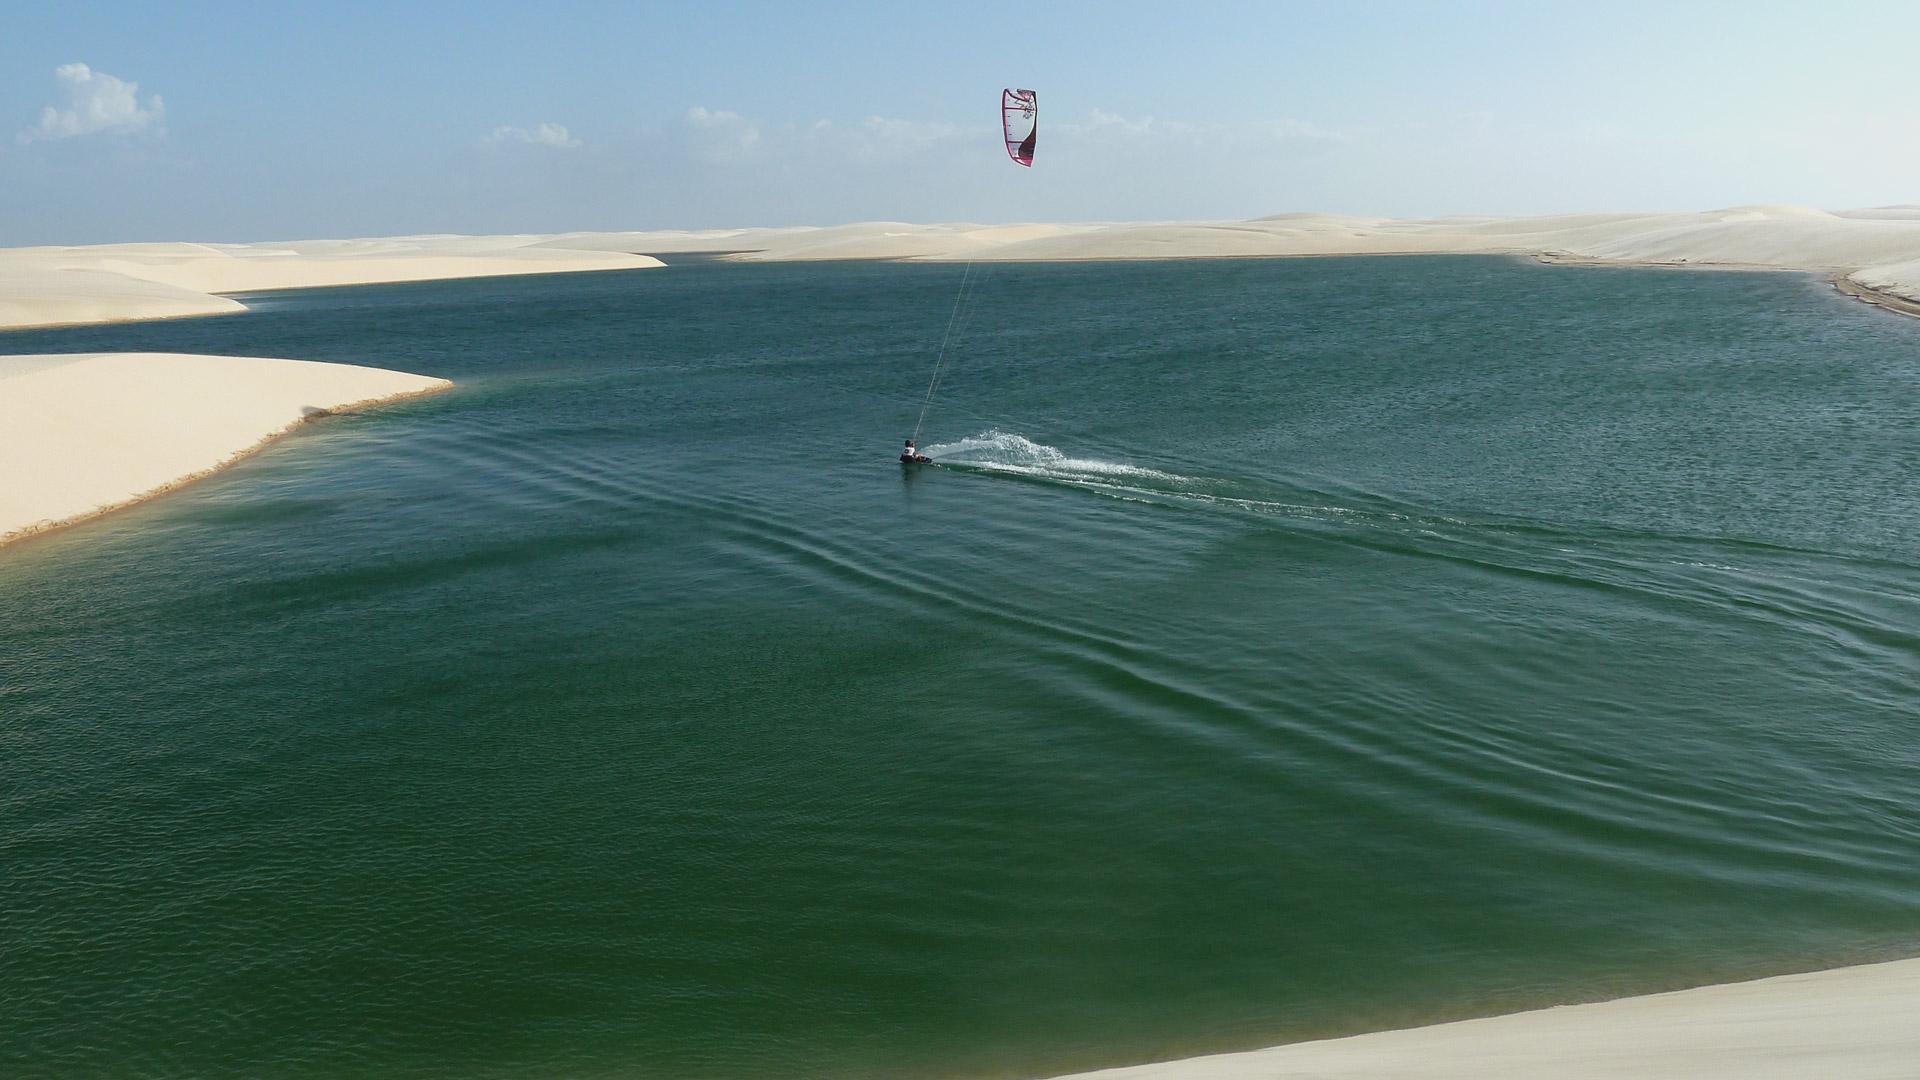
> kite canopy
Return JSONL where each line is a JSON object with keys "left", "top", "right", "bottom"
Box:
{"left": 1002, "top": 89, "right": 1037, "bottom": 167}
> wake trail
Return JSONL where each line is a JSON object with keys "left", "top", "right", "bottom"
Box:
{"left": 912, "top": 431, "right": 1736, "bottom": 590}
{"left": 916, "top": 432, "right": 1397, "bottom": 529}
{"left": 919, "top": 431, "right": 1197, "bottom": 486}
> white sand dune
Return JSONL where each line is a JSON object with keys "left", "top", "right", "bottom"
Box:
{"left": 844, "top": 206, "right": 1920, "bottom": 282}
{"left": 0, "top": 264, "right": 245, "bottom": 329}
{"left": 544, "top": 206, "right": 1920, "bottom": 303}
{"left": 526, "top": 222, "right": 1100, "bottom": 261}
{"left": 10, "top": 207, "right": 1920, "bottom": 332}
{"left": 0, "top": 352, "right": 449, "bottom": 546}
{"left": 0, "top": 235, "right": 663, "bottom": 331}
{"left": 1040, "top": 957, "right": 1920, "bottom": 1080}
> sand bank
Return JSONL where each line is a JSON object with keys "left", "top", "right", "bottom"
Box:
{"left": 1830, "top": 272, "right": 1920, "bottom": 319}
{"left": 1040, "top": 956, "right": 1920, "bottom": 1080}
{"left": 0, "top": 237, "right": 654, "bottom": 541}
{"left": 0, "top": 235, "right": 663, "bottom": 331}
{"left": 0, "top": 352, "right": 449, "bottom": 546}
{"left": 0, "top": 263, "right": 244, "bottom": 330}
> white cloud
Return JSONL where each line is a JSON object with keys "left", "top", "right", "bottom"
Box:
{"left": 687, "top": 105, "right": 751, "bottom": 132}
{"left": 485, "top": 122, "right": 581, "bottom": 149}
{"left": 683, "top": 108, "right": 959, "bottom": 168}
{"left": 855, "top": 116, "right": 959, "bottom": 152}
{"left": 1063, "top": 108, "right": 1345, "bottom": 149}
{"left": 1081, "top": 108, "right": 1157, "bottom": 137}
{"left": 860, "top": 116, "right": 958, "bottom": 145}
{"left": 19, "top": 62, "right": 165, "bottom": 144}
{"left": 686, "top": 105, "right": 760, "bottom": 162}
{"left": 816, "top": 116, "right": 963, "bottom": 165}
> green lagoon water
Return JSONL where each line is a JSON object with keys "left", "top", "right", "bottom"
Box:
{"left": 3, "top": 256, "right": 1919, "bottom": 1078}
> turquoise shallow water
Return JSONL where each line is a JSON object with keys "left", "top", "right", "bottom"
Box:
{"left": 3, "top": 256, "right": 1919, "bottom": 1078}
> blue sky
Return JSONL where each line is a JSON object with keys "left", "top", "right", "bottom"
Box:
{"left": 5, "top": 1, "right": 1918, "bottom": 244}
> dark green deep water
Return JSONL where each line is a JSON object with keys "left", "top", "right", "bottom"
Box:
{"left": 4, "top": 256, "right": 1920, "bottom": 1078}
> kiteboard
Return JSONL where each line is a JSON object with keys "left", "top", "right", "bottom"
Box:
{"left": 900, "top": 454, "right": 932, "bottom": 465}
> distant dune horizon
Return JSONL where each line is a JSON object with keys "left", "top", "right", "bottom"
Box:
{"left": 9, "top": 203, "right": 1920, "bottom": 334}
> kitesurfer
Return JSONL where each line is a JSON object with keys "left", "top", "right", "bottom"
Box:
{"left": 901, "top": 438, "right": 929, "bottom": 464}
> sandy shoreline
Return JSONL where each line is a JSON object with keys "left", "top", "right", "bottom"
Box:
{"left": 1829, "top": 271, "right": 1920, "bottom": 320}
{"left": 0, "top": 352, "right": 450, "bottom": 549}
{"left": 1038, "top": 957, "right": 1920, "bottom": 1079}
{"left": 0, "top": 236, "right": 661, "bottom": 542}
